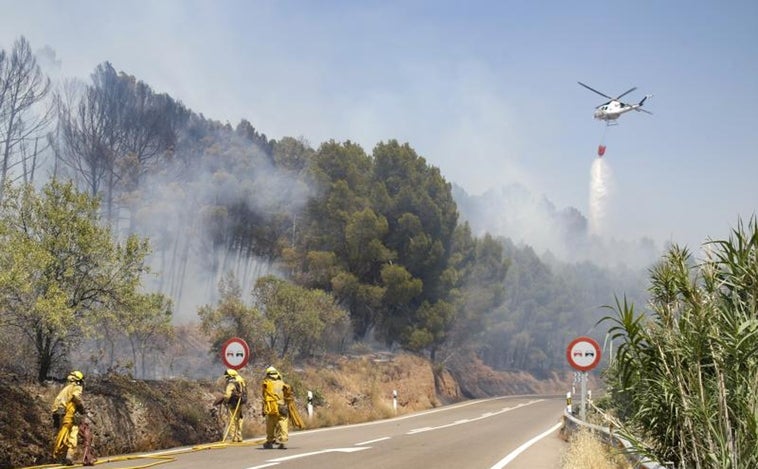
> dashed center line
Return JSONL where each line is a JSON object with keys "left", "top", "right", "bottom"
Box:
{"left": 406, "top": 400, "right": 543, "bottom": 435}
{"left": 355, "top": 436, "right": 391, "bottom": 446}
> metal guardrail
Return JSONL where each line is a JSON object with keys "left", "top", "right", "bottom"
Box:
{"left": 562, "top": 408, "right": 670, "bottom": 469}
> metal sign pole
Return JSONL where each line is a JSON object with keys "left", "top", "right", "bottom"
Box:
{"left": 580, "top": 371, "right": 587, "bottom": 421}
{"left": 566, "top": 336, "right": 601, "bottom": 421}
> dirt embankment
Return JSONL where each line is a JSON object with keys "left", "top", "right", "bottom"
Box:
{"left": 1, "top": 374, "right": 221, "bottom": 469}
{"left": 1, "top": 353, "right": 573, "bottom": 469}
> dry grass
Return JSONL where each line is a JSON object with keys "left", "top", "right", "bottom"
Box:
{"left": 562, "top": 427, "right": 632, "bottom": 469}
{"left": 235, "top": 353, "right": 440, "bottom": 437}
{"left": 296, "top": 353, "right": 439, "bottom": 428}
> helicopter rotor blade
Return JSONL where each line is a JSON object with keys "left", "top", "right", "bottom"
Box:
{"left": 615, "top": 87, "right": 637, "bottom": 100}
{"left": 578, "top": 81, "right": 613, "bottom": 100}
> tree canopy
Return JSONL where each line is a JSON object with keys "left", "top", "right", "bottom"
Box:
{"left": 0, "top": 180, "right": 171, "bottom": 381}
{"left": 198, "top": 272, "right": 350, "bottom": 363}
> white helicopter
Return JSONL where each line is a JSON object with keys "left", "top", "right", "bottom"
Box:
{"left": 578, "top": 81, "right": 652, "bottom": 125}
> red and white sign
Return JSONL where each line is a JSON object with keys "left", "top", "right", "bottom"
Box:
{"left": 566, "top": 336, "right": 602, "bottom": 371}
{"left": 221, "top": 337, "right": 251, "bottom": 370}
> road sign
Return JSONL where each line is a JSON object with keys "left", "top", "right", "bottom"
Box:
{"left": 221, "top": 337, "right": 251, "bottom": 370}
{"left": 566, "top": 336, "right": 601, "bottom": 371}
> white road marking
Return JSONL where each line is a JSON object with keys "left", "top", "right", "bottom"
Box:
{"left": 406, "top": 399, "right": 543, "bottom": 435}
{"left": 489, "top": 421, "right": 563, "bottom": 468}
{"left": 245, "top": 463, "right": 279, "bottom": 469}
{"left": 406, "top": 426, "right": 433, "bottom": 434}
{"left": 291, "top": 394, "right": 525, "bottom": 436}
{"left": 267, "top": 447, "right": 370, "bottom": 462}
{"left": 245, "top": 447, "right": 371, "bottom": 468}
{"left": 355, "top": 436, "right": 391, "bottom": 445}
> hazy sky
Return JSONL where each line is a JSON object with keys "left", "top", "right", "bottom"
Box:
{"left": 2, "top": 0, "right": 757, "bottom": 251}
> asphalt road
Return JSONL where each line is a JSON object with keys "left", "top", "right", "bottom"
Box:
{"left": 62, "top": 395, "right": 567, "bottom": 469}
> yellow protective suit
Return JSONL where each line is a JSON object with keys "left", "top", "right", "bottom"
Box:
{"left": 51, "top": 381, "right": 84, "bottom": 463}
{"left": 262, "top": 373, "right": 290, "bottom": 447}
{"left": 222, "top": 376, "right": 246, "bottom": 442}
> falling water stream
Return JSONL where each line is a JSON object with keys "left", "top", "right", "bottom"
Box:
{"left": 589, "top": 157, "right": 613, "bottom": 236}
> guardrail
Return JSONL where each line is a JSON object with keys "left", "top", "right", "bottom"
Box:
{"left": 562, "top": 406, "right": 670, "bottom": 468}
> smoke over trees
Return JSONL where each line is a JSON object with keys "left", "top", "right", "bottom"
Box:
{"left": 0, "top": 35, "right": 651, "bottom": 380}
{"left": 56, "top": 61, "right": 189, "bottom": 222}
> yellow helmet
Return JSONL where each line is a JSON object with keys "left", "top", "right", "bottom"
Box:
{"left": 67, "top": 370, "right": 84, "bottom": 383}
{"left": 265, "top": 366, "right": 278, "bottom": 376}
{"left": 224, "top": 369, "right": 239, "bottom": 378}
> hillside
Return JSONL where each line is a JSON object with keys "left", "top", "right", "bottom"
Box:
{"left": 1, "top": 353, "right": 574, "bottom": 469}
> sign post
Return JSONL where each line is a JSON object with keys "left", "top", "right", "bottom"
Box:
{"left": 566, "top": 336, "right": 601, "bottom": 420}
{"left": 221, "top": 337, "right": 251, "bottom": 370}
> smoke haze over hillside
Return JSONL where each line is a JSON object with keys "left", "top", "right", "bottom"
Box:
{"left": 123, "top": 121, "right": 313, "bottom": 321}
{"left": 3, "top": 1, "right": 757, "bottom": 254}
{"left": 453, "top": 183, "right": 659, "bottom": 270}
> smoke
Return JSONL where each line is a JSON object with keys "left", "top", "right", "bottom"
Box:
{"left": 454, "top": 178, "right": 660, "bottom": 270}
{"left": 453, "top": 183, "right": 589, "bottom": 262}
{"left": 589, "top": 157, "right": 614, "bottom": 236}
{"left": 127, "top": 123, "right": 314, "bottom": 322}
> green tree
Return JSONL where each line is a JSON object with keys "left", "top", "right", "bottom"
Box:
{"left": 252, "top": 275, "right": 350, "bottom": 359}
{"left": 272, "top": 135, "right": 313, "bottom": 172}
{"left": 0, "top": 180, "right": 159, "bottom": 382}
{"left": 118, "top": 292, "right": 174, "bottom": 379}
{"left": 198, "top": 271, "right": 272, "bottom": 363}
{"left": 371, "top": 140, "right": 460, "bottom": 348}
{"left": 443, "top": 228, "right": 508, "bottom": 359}
{"left": 288, "top": 139, "right": 468, "bottom": 356}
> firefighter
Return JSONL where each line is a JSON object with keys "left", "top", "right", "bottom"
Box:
{"left": 51, "top": 370, "right": 86, "bottom": 465}
{"left": 261, "top": 366, "right": 292, "bottom": 449}
{"left": 214, "top": 369, "right": 247, "bottom": 442}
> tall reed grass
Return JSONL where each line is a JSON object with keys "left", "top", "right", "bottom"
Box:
{"left": 601, "top": 218, "right": 758, "bottom": 468}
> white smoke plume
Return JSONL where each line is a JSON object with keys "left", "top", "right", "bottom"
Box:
{"left": 589, "top": 157, "right": 614, "bottom": 236}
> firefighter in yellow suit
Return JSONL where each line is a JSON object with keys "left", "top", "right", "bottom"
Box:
{"left": 261, "top": 366, "right": 292, "bottom": 449}
{"left": 214, "top": 369, "right": 246, "bottom": 442}
{"left": 51, "top": 370, "right": 86, "bottom": 465}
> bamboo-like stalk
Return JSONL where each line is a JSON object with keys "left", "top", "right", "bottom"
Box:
{"left": 599, "top": 217, "right": 758, "bottom": 468}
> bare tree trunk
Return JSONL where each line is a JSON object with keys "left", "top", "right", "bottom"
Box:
{"left": 0, "top": 36, "right": 52, "bottom": 196}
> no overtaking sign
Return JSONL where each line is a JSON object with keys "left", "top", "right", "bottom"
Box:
{"left": 221, "top": 337, "right": 250, "bottom": 370}
{"left": 566, "top": 336, "right": 601, "bottom": 372}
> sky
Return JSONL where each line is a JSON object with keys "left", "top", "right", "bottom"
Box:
{"left": 2, "top": 0, "right": 757, "bottom": 253}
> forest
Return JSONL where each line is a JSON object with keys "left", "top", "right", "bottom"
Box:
{"left": 0, "top": 35, "right": 652, "bottom": 384}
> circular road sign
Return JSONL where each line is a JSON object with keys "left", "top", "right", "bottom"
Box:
{"left": 221, "top": 337, "right": 251, "bottom": 370}
{"left": 566, "top": 336, "right": 602, "bottom": 371}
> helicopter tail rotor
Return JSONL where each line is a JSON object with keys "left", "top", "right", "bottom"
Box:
{"left": 635, "top": 95, "right": 653, "bottom": 114}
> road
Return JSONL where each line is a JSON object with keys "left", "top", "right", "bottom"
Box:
{"left": 68, "top": 395, "right": 567, "bottom": 469}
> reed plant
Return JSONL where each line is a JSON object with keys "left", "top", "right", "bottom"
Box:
{"left": 600, "top": 218, "right": 758, "bottom": 468}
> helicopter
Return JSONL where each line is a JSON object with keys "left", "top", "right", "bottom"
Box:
{"left": 578, "top": 81, "right": 652, "bottom": 125}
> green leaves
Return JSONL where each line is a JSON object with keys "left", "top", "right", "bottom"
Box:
{"left": 200, "top": 273, "right": 350, "bottom": 362}
{"left": 289, "top": 138, "right": 472, "bottom": 354}
{"left": 0, "top": 180, "right": 165, "bottom": 381}
{"left": 601, "top": 217, "right": 758, "bottom": 468}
